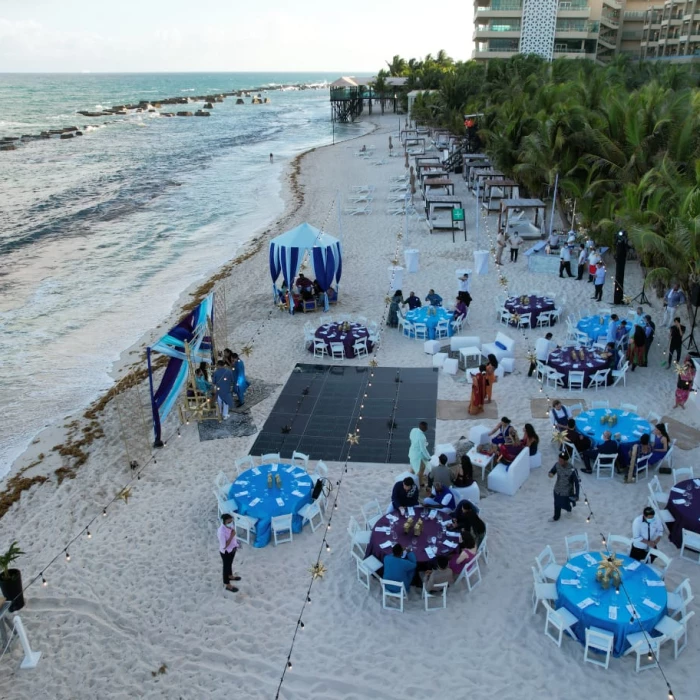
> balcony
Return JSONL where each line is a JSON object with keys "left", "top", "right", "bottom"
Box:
{"left": 476, "top": 0, "right": 522, "bottom": 10}
{"left": 600, "top": 14, "right": 620, "bottom": 30}
{"left": 597, "top": 34, "right": 618, "bottom": 50}
{"left": 602, "top": 0, "right": 622, "bottom": 9}
{"left": 473, "top": 26, "right": 521, "bottom": 40}
{"left": 472, "top": 46, "right": 520, "bottom": 60}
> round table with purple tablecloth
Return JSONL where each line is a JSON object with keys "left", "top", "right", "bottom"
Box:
{"left": 666, "top": 479, "right": 700, "bottom": 548}
{"left": 546, "top": 347, "right": 610, "bottom": 388}
{"left": 504, "top": 295, "right": 556, "bottom": 327}
{"left": 312, "top": 322, "right": 372, "bottom": 359}
{"left": 365, "top": 507, "right": 459, "bottom": 565}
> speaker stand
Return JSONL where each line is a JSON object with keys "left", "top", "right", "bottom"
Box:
{"left": 631, "top": 286, "right": 651, "bottom": 305}
{"left": 683, "top": 304, "right": 699, "bottom": 355}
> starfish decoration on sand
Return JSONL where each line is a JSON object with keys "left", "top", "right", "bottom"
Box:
{"left": 240, "top": 345, "right": 253, "bottom": 357}
{"left": 384, "top": 296, "right": 393, "bottom": 305}
{"left": 309, "top": 562, "right": 327, "bottom": 579}
{"left": 499, "top": 276, "right": 508, "bottom": 287}
{"left": 552, "top": 428, "right": 567, "bottom": 447}
{"left": 277, "top": 302, "right": 287, "bottom": 312}
{"left": 118, "top": 486, "right": 132, "bottom": 505}
{"left": 526, "top": 350, "right": 537, "bottom": 364}
{"left": 397, "top": 233, "right": 403, "bottom": 240}
{"left": 390, "top": 257, "right": 399, "bottom": 266}
{"left": 673, "top": 362, "right": 685, "bottom": 376}
{"left": 622, "top": 294, "right": 633, "bottom": 305}
{"left": 346, "top": 432, "right": 360, "bottom": 445}
{"left": 369, "top": 359, "right": 378, "bottom": 367}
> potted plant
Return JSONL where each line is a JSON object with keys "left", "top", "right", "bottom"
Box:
{"left": 0, "top": 541, "right": 25, "bottom": 611}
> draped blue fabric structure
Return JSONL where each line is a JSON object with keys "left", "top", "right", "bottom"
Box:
{"left": 146, "top": 293, "right": 213, "bottom": 445}
{"left": 268, "top": 223, "right": 342, "bottom": 314}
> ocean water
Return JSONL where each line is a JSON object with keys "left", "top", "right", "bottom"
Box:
{"left": 0, "top": 72, "right": 368, "bottom": 477}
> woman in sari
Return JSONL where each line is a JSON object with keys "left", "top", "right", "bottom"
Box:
{"left": 628, "top": 324, "right": 646, "bottom": 371}
{"left": 498, "top": 423, "right": 538, "bottom": 465}
{"left": 485, "top": 354, "right": 498, "bottom": 403}
{"left": 231, "top": 353, "right": 250, "bottom": 407}
{"left": 674, "top": 356, "right": 696, "bottom": 409}
{"left": 469, "top": 365, "right": 487, "bottom": 415}
{"left": 386, "top": 290, "right": 404, "bottom": 328}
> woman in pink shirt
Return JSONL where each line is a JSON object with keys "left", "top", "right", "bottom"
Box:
{"left": 217, "top": 514, "right": 241, "bottom": 593}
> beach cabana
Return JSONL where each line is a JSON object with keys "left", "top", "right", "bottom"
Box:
{"left": 146, "top": 293, "right": 213, "bottom": 446}
{"left": 269, "top": 223, "right": 342, "bottom": 314}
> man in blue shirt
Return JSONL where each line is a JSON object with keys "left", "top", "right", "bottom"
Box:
{"left": 425, "top": 289, "right": 443, "bottom": 306}
{"left": 662, "top": 284, "right": 686, "bottom": 327}
{"left": 605, "top": 314, "right": 619, "bottom": 344}
{"left": 592, "top": 261, "right": 606, "bottom": 301}
{"left": 402, "top": 291, "right": 422, "bottom": 310}
{"left": 382, "top": 544, "right": 417, "bottom": 593}
{"left": 581, "top": 430, "right": 619, "bottom": 473}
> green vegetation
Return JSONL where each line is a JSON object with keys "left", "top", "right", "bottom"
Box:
{"left": 384, "top": 52, "right": 700, "bottom": 295}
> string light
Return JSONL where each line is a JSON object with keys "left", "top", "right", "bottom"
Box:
{"left": 41, "top": 574, "right": 47, "bottom": 587}
{"left": 86, "top": 530, "right": 92, "bottom": 539}
{"left": 65, "top": 551, "right": 70, "bottom": 562}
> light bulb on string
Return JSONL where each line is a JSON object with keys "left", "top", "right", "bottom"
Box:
{"left": 300, "top": 621, "right": 305, "bottom": 630}
{"left": 103, "top": 508, "right": 107, "bottom": 517}
{"left": 87, "top": 530, "right": 92, "bottom": 539}
{"left": 65, "top": 550, "right": 71, "bottom": 562}
{"left": 307, "top": 595, "right": 311, "bottom": 603}
{"left": 41, "top": 574, "right": 47, "bottom": 587}
{"left": 287, "top": 660, "right": 292, "bottom": 670}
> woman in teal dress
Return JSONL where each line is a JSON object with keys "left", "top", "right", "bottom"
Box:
{"left": 232, "top": 353, "right": 250, "bottom": 406}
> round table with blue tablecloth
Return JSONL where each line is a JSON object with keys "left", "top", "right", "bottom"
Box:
{"left": 556, "top": 552, "right": 667, "bottom": 657}
{"left": 404, "top": 307, "right": 454, "bottom": 340}
{"left": 574, "top": 408, "right": 652, "bottom": 450}
{"left": 577, "top": 314, "right": 633, "bottom": 343}
{"left": 228, "top": 463, "right": 313, "bottom": 547}
{"left": 504, "top": 295, "right": 556, "bottom": 327}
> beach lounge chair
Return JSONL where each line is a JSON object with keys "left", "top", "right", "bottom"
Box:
{"left": 344, "top": 203, "right": 372, "bottom": 215}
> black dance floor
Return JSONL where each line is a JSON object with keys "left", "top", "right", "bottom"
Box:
{"left": 250, "top": 363, "right": 438, "bottom": 464}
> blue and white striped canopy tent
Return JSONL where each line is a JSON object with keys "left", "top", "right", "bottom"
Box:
{"left": 146, "top": 293, "right": 213, "bottom": 446}
{"left": 269, "top": 222, "right": 342, "bottom": 313}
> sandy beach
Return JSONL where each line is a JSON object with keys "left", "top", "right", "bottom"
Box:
{"left": 1, "top": 113, "right": 699, "bottom": 700}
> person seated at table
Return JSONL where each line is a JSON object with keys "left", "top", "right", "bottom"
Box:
{"left": 451, "top": 500, "right": 484, "bottom": 535}
{"left": 563, "top": 418, "right": 591, "bottom": 459}
{"left": 624, "top": 432, "right": 661, "bottom": 482}
{"left": 599, "top": 342, "right": 617, "bottom": 370}
{"left": 630, "top": 505, "right": 663, "bottom": 562}
{"left": 615, "top": 320, "right": 630, "bottom": 355}
{"left": 390, "top": 476, "right": 419, "bottom": 513}
{"left": 497, "top": 422, "right": 539, "bottom": 466}
{"left": 489, "top": 416, "right": 517, "bottom": 447}
{"left": 449, "top": 532, "right": 477, "bottom": 576}
{"left": 452, "top": 297, "right": 468, "bottom": 322}
{"left": 194, "top": 367, "right": 212, "bottom": 395}
{"left": 423, "top": 555, "right": 455, "bottom": 591}
{"left": 452, "top": 454, "right": 474, "bottom": 488}
{"left": 547, "top": 230, "right": 560, "bottom": 250}
{"left": 402, "top": 291, "right": 421, "bottom": 310}
{"left": 549, "top": 400, "right": 571, "bottom": 428}
{"left": 386, "top": 290, "right": 404, "bottom": 328}
{"left": 424, "top": 289, "right": 443, "bottom": 307}
{"left": 431, "top": 454, "right": 452, "bottom": 490}
{"left": 295, "top": 273, "right": 313, "bottom": 292}
{"left": 605, "top": 314, "right": 620, "bottom": 344}
{"left": 312, "top": 279, "right": 324, "bottom": 299}
{"left": 423, "top": 481, "right": 455, "bottom": 512}
{"left": 485, "top": 354, "right": 498, "bottom": 403}
{"left": 649, "top": 424, "right": 670, "bottom": 463}
{"left": 326, "top": 286, "right": 338, "bottom": 304}
{"left": 382, "top": 544, "right": 418, "bottom": 593}
{"left": 580, "top": 430, "right": 618, "bottom": 474}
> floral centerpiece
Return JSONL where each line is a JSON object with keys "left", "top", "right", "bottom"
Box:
{"left": 427, "top": 306, "right": 437, "bottom": 317}
{"left": 414, "top": 518, "right": 424, "bottom": 536}
{"left": 403, "top": 517, "right": 414, "bottom": 534}
{"left": 596, "top": 553, "right": 623, "bottom": 590}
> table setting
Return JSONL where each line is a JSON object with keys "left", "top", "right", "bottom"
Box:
{"left": 504, "top": 294, "right": 556, "bottom": 327}
{"left": 555, "top": 551, "right": 667, "bottom": 656}
{"left": 573, "top": 408, "right": 652, "bottom": 448}
{"left": 365, "top": 506, "right": 460, "bottom": 565}
{"left": 666, "top": 478, "right": 700, "bottom": 548}
{"left": 312, "top": 321, "right": 372, "bottom": 359}
{"left": 228, "top": 463, "right": 313, "bottom": 548}
{"left": 577, "top": 314, "right": 633, "bottom": 342}
{"left": 404, "top": 306, "right": 454, "bottom": 340}
{"left": 546, "top": 347, "right": 609, "bottom": 387}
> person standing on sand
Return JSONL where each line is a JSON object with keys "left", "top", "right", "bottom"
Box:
{"left": 408, "top": 421, "right": 431, "bottom": 488}
{"left": 269, "top": 153, "right": 273, "bottom": 163}
{"left": 212, "top": 359, "right": 235, "bottom": 419}
{"left": 548, "top": 453, "right": 575, "bottom": 522}
{"left": 217, "top": 514, "right": 241, "bottom": 593}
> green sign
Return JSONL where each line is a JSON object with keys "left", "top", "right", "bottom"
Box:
{"left": 452, "top": 208, "right": 465, "bottom": 222}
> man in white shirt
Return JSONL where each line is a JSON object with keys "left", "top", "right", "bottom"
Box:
{"left": 457, "top": 274, "right": 471, "bottom": 302}
{"left": 495, "top": 232, "right": 506, "bottom": 265}
{"left": 587, "top": 248, "right": 600, "bottom": 282}
{"left": 630, "top": 506, "right": 663, "bottom": 561}
{"left": 576, "top": 245, "right": 587, "bottom": 280}
{"left": 593, "top": 261, "right": 606, "bottom": 301}
{"left": 559, "top": 244, "right": 574, "bottom": 278}
{"left": 528, "top": 332, "right": 556, "bottom": 377}
{"left": 508, "top": 232, "right": 524, "bottom": 262}
{"left": 408, "top": 421, "right": 431, "bottom": 488}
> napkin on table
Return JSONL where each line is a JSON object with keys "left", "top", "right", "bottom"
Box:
{"left": 285, "top": 466, "right": 295, "bottom": 473}
{"left": 446, "top": 530, "right": 460, "bottom": 538}
{"left": 236, "top": 480, "right": 249, "bottom": 485}
{"left": 249, "top": 497, "right": 261, "bottom": 507}
{"left": 442, "top": 540, "right": 458, "bottom": 549}
{"left": 625, "top": 561, "right": 641, "bottom": 571}
{"left": 271, "top": 464, "right": 278, "bottom": 472}
{"left": 671, "top": 486, "right": 686, "bottom": 494}
{"left": 407, "top": 507, "right": 415, "bottom": 517}
{"left": 622, "top": 411, "right": 629, "bottom": 417}
{"left": 291, "top": 490, "right": 304, "bottom": 498}
{"left": 252, "top": 468, "right": 261, "bottom": 476}
{"left": 643, "top": 598, "right": 662, "bottom": 612}
{"left": 379, "top": 541, "right": 392, "bottom": 549}
{"left": 583, "top": 553, "right": 597, "bottom": 566}
{"left": 672, "top": 499, "right": 688, "bottom": 505}
{"left": 374, "top": 526, "right": 390, "bottom": 534}
{"left": 424, "top": 547, "right": 437, "bottom": 559}
{"left": 646, "top": 580, "right": 665, "bottom": 588}
{"left": 234, "top": 491, "right": 249, "bottom": 497}
{"left": 561, "top": 579, "right": 580, "bottom": 586}
{"left": 626, "top": 604, "right": 639, "bottom": 619}
{"left": 428, "top": 510, "right": 437, "bottom": 520}
{"left": 386, "top": 514, "right": 398, "bottom": 523}
{"left": 608, "top": 606, "right": 618, "bottom": 620}
{"left": 694, "top": 479, "right": 700, "bottom": 487}
{"left": 276, "top": 497, "right": 285, "bottom": 507}
{"left": 566, "top": 563, "right": 583, "bottom": 575}
{"left": 577, "top": 598, "right": 595, "bottom": 610}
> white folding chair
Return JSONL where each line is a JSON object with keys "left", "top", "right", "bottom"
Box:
{"left": 435, "top": 320, "right": 450, "bottom": 339}
{"left": 233, "top": 512, "right": 257, "bottom": 545}
{"left": 620, "top": 402, "right": 638, "bottom": 413}
{"left": 536, "top": 545, "right": 562, "bottom": 580}
{"left": 611, "top": 361, "right": 630, "bottom": 387}
{"left": 361, "top": 500, "right": 383, "bottom": 529}
{"left": 298, "top": 500, "right": 324, "bottom": 532}
{"left": 667, "top": 578, "right": 694, "bottom": 620}
{"left": 352, "top": 552, "right": 381, "bottom": 591}
{"left": 422, "top": 581, "right": 448, "bottom": 611}
{"left": 313, "top": 339, "right": 328, "bottom": 359}
{"left": 330, "top": 342, "right": 346, "bottom": 360}
{"left": 680, "top": 529, "right": 700, "bottom": 564}
{"left": 568, "top": 371, "right": 585, "bottom": 392}
{"left": 271, "top": 514, "right": 293, "bottom": 546}
{"left": 635, "top": 453, "right": 651, "bottom": 481}
{"left": 672, "top": 466, "right": 694, "bottom": 484}
{"left": 214, "top": 490, "right": 238, "bottom": 519}
{"left": 546, "top": 368, "right": 566, "bottom": 389}
{"left": 589, "top": 369, "right": 610, "bottom": 391}
{"left": 347, "top": 515, "right": 371, "bottom": 557}
{"left": 647, "top": 411, "right": 661, "bottom": 424}
{"left": 536, "top": 311, "right": 552, "bottom": 328}
{"left": 623, "top": 632, "right": 665, "bottom": 672}
{"left": 260, "top": 453, "right": 281, "bottom": 465}
{"left": 568, "top": 402, "right": 583, "bottom": 416}
{"left": 303, "top": 326, "right": 316, "bottom": 350}
{"left": 535, "top": 360, "right": 548, "bottom": 383}
{"left": 645, "top": 548, "right": 672, "bottom": 579}
{"left": 380, "top": 579, "right": 406, "bottom": 612}
{"left": 584, "top": 626, "right": 615, "bottom": 669}
{"left": 543, "top": 600, "right": 578, "bottom": 647}
{"left": 215, "top": 471, "right": 233, "bottom": 498}
{"left": 565, "top": 533, "right": 589, "bottom": 560}
{"left": 564, "top": 441, "right": 582, "bottom": 468}
{"left": 292, "top": 451, "right": 309, "bottom": 470}
{"left": 516, "top": 312, "right": 531, "bottom": 330}
{"left": 531, "top": 566, "right": 557, "bottom": 615}
{"left": 319, "top": 315, "right": 332, "bottom": 325}
{"left": 498, "top": 309, "right": 512, "bottom": 326}
{"left": 605, "top": 534, "right": 632, "bottom": 555}
{"left": 402, "top": 320, "right": 415, "bottom": 338}
{"left": 594, "top": 454, "right": 617, "bottom": 480}
{"left": 455, "top": 554, "right": 482, "bottom": 592}
{"left": 654, "top": 611, "right": 695, "bottom": 659}
{"left": 413, "top": 322, "right": 429, "bottom": 340}
{"left": 648, "top": 475, "right": 669, "bottom": 507}
{"left": 353, "top": 338, "right": 369, "bottom": 358}
{"left": 658, "top": 439, "right": 677, "bottom": 470}
{"left": 591, "top": 400, "right": 610, "bottom": 409}
{"left": 234, "top": 455, "right": 255, "bottom": 475}
{"left": 648, "top": 496, "right": 675, "bottom": 535}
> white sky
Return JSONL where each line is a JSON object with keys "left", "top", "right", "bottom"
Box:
{"left": 0, "top": 0, "right": 474, "bottom": 72}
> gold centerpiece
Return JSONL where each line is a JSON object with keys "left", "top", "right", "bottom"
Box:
{"left": 596, "top": 553, "right": 623, "bottom": 590}
{"left": 403, "top": 516, "right": 414, "bottom": 534}
{"left": 267, "top": 473, "right": 273, "bottom": 489}
{"left": 275, "top": 474, "right": 282, "bottom": 488}
{"left": 414, "top": 518, "right": 424, "bottom": 536}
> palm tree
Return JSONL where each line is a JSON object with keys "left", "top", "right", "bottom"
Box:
{"left": 386, "top": 55, "right": 407, "bottom": 77}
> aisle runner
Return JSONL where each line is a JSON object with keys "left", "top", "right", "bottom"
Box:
{"left": 437, "top": 400, "right": 498, "bottom": 421}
